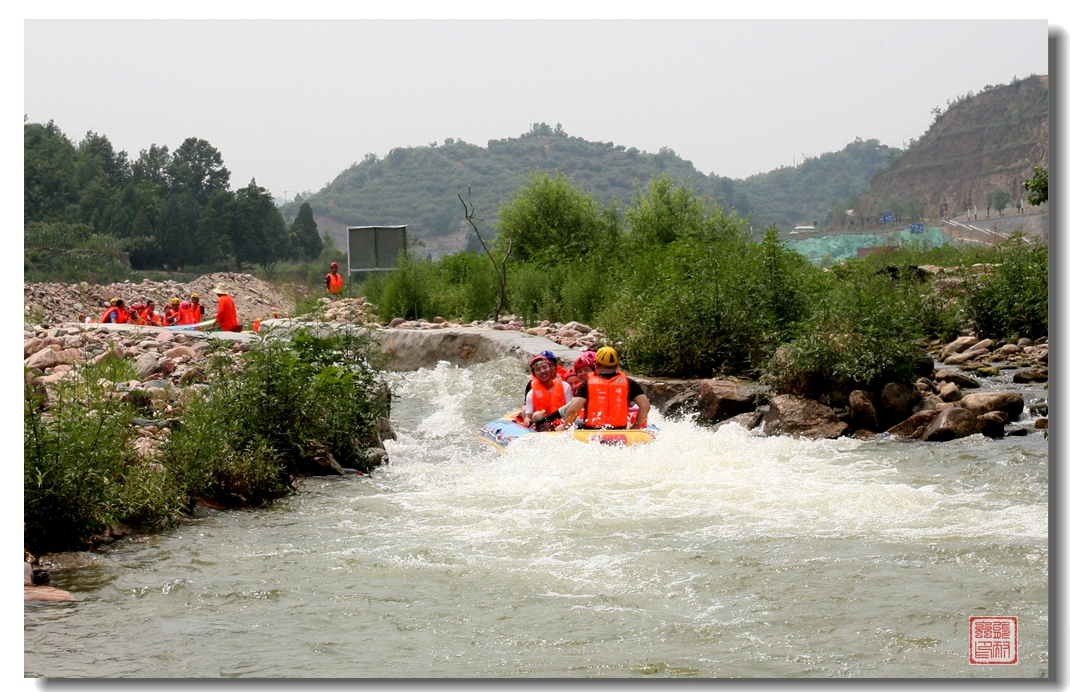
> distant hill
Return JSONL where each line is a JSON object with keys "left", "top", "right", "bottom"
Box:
{"left": 854, "top": 74, "right": 1048, "bottom": 224}
{"left": 283, "top": 124, "right": 894, "bottom": 258}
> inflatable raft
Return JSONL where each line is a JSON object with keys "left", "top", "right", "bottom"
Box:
{"left": 478, "top": 409, "right": 658, "bottom": 453}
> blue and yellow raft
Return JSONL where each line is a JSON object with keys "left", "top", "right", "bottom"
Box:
{"left": 477, "top": 409, "right": 659, "bottom": 454}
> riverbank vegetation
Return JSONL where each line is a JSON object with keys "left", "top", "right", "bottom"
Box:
{"left": 24, "top": 329, "right": 387, "bottom": 554}
{"left": 360, "top": 173, "right": 1047, "bottom": 396}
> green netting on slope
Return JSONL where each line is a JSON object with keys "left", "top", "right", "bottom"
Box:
{"left": 786, "top": 227, "right": 952, "bottom": 264}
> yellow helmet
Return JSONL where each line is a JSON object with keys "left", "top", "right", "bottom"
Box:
{"left": 595, "top": 346, "right": 619, "bottom": 367}
{"left": 191, "top": 293, "right": 200, "bottom": 300}
{"left": 171, "top": 297, "right": 180, "bottom": 305}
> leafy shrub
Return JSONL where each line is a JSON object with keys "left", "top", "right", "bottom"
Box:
{"left": 24, "top": 364, "right": 182, "bottom": 554}
{"left": 963, "top": 237, "right": 1047, "bottom": 339}
{"left": 764, "top": 268, "right": 929, "bottom": 399}
{"left": 163, "top": 327, "right": 388, "bottom": 508}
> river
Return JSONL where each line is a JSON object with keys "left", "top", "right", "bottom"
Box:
{"left": 24, "top": 358, "right": 1049, "bottom": 678}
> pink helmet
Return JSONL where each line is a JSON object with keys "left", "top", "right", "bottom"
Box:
{"left": 528, "top": 355, "right": 551, "bottom": 372}
{"left": 180, "top": 300, "right": 192, "bottom": 310}
{"left": 574, "top": 351, "right": 597, "bottom": 370}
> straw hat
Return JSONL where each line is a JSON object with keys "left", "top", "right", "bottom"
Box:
{"left": 212, "top": 283, "right": 228, "bottom": 295}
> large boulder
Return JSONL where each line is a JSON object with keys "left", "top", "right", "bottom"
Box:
{"left": 933, "top": 369, "right": 980, "bottom": 388}
{"left": 920, "top": 407, "right": 981, "bottom": 441}
{"left": 848, "top": 390, "right": 879, "bottom": 431}
{"left": 940, "top": 336, "right": 979, "bottom": 361}
{"left": 696, "top": 379, "right": 756, "bottom": 424}
{"left": 880, "top": 382, "right": 921, "bottom": 428}
{"left": 886, "top": 410, "right": 940, "bottom": 439}
{"left": 944, "top": 346, "right": 990, "bottom": 366}
{"left": 937, "top": 381, "right": 962, "bottom": 402}
{"left": 958, "top": 392, "right": 1025, "bottom": 420}
{"left": 762, "top": 395, "right": 847, "bottom": 439}
{"left": 25, "top": 348, "right": 59, "bottom": 370}
{"left": 977, "top": 411, "right": 1009, "bottom": 439}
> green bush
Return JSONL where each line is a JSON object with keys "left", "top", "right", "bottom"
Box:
{"left": 24, "top": 364, "right": 183, "bottom": 554}
{"left": 764, "top": 267, "right": 929, "bottom": 399}
{"left": 963, "top": 237, "right": 1047, "bottom": 339}
{"left": 163, "top": 327, "right": 388, "bottom": 506}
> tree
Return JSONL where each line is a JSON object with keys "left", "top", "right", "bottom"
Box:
{"left": 167, "top": 137, "right": 231, "bottom": 205}
{"left": 459, "top": 187, "right": 513, "bottom": 321}
{"left": 497, "top": 171, "right": 617, "bottom": 264}
{"left": 986, "top": 187, "right": 1011, "bottom": 217}
{"left": 230, "top": 179, "right": 290, "bottom": 269}
{"left": 1023, "top": 166, "right": 1047, "bottom": 206}
{"left": 132, "top": 144, "right": 171, "bottom": 186}
{"left": 290, "top": 202, "right": 323, "bottom": 261}
{"left": 24, "top": 121, "right": 79, "bottom": 223}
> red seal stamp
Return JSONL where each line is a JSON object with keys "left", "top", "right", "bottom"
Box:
{"left": 969, "top": 616, "right": 1018, "bottom": 664}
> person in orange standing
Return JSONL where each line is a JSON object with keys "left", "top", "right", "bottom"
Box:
{"left": 212, "top": 283, "right": 242, "bottom": 332}
{"left": 325, "top": 261, "right": 344, "bottom": 295}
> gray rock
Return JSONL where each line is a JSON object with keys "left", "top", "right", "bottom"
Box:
{"left": 937, "top": 381, "right": 962, "bottom": 402}
{"left": 933, "top": 369, "right": 980, "bottom": 388}
{"left": 848, "top": 390, "right": 879, "bottom": 431}
{"left": 762, "top": 395, "right": 847, "bottom": 439}
{"left": 133, "top": 352, "right": 159, "bottom": 379}
{"left": 921, "top": 407, "right": 981, "bottom": 441}
{"left": 978, "top": 411, "right": 1009, "bottom": 439}
{"left": 1012, "top": 368, "right": 1048, "bottom": 383}
{"left": 695, "top": 379, "right": 756, "bottom": 424}
{"left": 880, "top": 382, "right": 920, "bottom": 427}
{"left": 709, "top": 410, "right": 764, "bottom": 433}
{"left": 940, "top": 336, "right": 979, "bottom": 361}
{"left": 958, "top": 392, "right": 1025, "bottom": 420}
{"left": 886, "top": 409, "right": 940, "bottom": 439}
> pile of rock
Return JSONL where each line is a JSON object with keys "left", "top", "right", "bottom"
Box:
{"left": 307, "top": 296, "right": 382, "bottom": 326}
{"left": 936, "top": 335, "right": 1047, "bottom": 381}
{"left": 24, "top": 272, "right": 296, "bottom": 326}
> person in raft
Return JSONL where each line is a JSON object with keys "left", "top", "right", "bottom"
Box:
{"left": 189, "top": 292, "right": 204, "bottom": 322}
{"left": 164, "top": 297, "right": 182, "bottom": 325}
{"left": 522, "top": 354, "right": 574, "bottom": 432}
{"left": 212, "top": 283, "right": 242, "bottom": 332}
{"left": 561, "top": 346, "right": 651, "bottom": 430}
{"left": 325, "top": 261, "right": 344, "bottom": 295}
{"left": 100, "top": 298, "right": 128, "bottom": 324}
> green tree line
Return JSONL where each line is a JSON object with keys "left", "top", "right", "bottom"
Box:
{"left": 25, "top": 119, "right": 323, "bottom": 274}
{"left": 362, "top": 172, "right": 1047, "bottom": 394}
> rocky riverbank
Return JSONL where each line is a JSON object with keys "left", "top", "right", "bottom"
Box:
{"left": 24, "top": 272, "right": 296, "bottom": 326}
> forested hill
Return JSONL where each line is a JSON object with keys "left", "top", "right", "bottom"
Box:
{"left": 852, "top": 74, "right": 1048, "bottom": 224}
{"left": 283, "top": 124, "right": 895, "bottom": 257}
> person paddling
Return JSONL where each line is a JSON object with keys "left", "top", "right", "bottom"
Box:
{"left": 523, "top": 354, "right": 573, "bottom": 431}
{"left": 561, "top": 346, "right": 650, "bottom": 430}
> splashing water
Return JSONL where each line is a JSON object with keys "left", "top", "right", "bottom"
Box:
{"left": 25, "top": 358, "right": 1047, "bottom": 678}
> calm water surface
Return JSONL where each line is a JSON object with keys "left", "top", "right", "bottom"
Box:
{"left": 24, "top": 359, "right": 1048, "bottom": 678}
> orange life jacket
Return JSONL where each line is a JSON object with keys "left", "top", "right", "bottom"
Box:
{"left": 176, "top": 306, "right": 196, "bottom": 325}
{"left": 327, "top": 272, "right": 343, "bottom": 294}
{"left": 584, "top": 371, "right": 630, "bottom": 429}
{"left": 530, "top": 376, "right": 567, "bottom": 416}
{"left": 101, "top": 306, "right": 123, "bottom": 324}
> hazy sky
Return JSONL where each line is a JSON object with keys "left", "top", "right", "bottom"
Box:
{"left": 23, "top": 19, "right": 1051, "bottom": 200}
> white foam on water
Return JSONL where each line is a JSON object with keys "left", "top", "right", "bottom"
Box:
{"left": 379, "top": 359, "right": 1048, "bottom": 561}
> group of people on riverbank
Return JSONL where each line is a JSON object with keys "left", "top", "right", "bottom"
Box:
{"left": 88, "top": 284, "right": 243, "bottom": 332}
{"left": 522, "top": 346, "right": 650, "bottom": 432}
